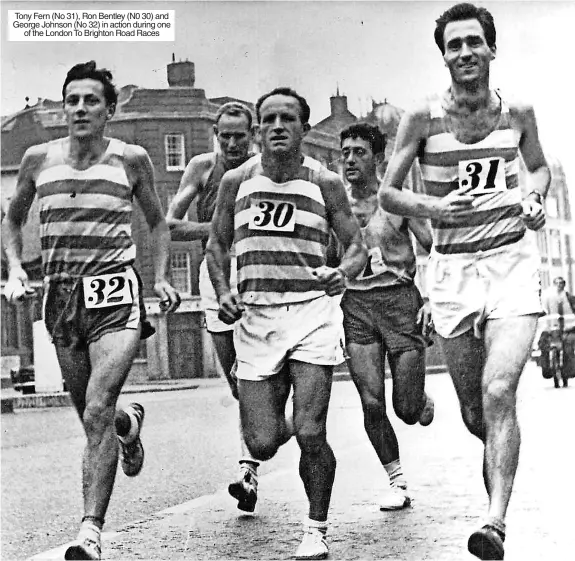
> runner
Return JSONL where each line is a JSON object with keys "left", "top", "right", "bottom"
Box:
{"left": 378, "top": 3, "right": 550, "bottom": 559}
{"left": 2, "top": 61, "right": 180, "bottom": 561}
{"left": 206, "top": 87, "right": 367, "bottom": 559}
{"left": 166, "top": 102, "right": 274, "bottom": 512}
{"left": 339, "top": 122, "right": 435, "bottom": 511}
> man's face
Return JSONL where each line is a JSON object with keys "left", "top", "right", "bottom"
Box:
{"left": 341, "top": 136, "right": 377, "bottom": 187}
{"left": 442, "top": 19, "right": 495, "bottom": 84}
{"left": 554, "top": 278, "right": 566, "bottom": 292}
{"left": 63, "top": 79, "right": 113, "bottom": 139}
{"left": 258, "top": 95, "right": 309, "bottom": 156}
{"left": 214, "top": 113, "right": 252, "bottom": 165}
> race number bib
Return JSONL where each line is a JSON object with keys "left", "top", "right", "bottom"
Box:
{"left": 248, "top": 199, "right": 297, "bottom": 232}
{"left": 83, "top": 271, "right": 134, "bottom": 309}
{"left": 360, "top": 247, "right": 385, "bottom": 279}
{"left": 458, "top": 157, "right": 506, "bottom": 195}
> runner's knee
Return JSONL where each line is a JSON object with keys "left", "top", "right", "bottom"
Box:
{"left": 393, "top": 396, "right": 421, "bottom": 425}
{"left": 82, "top": 399, "right": 116, "bottom": 436}
{"left": 244, "top": 433, "right": 279, "bottom": 461}
{"left": 296, "top": 424, "right": 327, "bottom": 455}
{"left": 483, "top": 378, "right": 516, "bottom": 417}
{"left": 461, "top": 405, "right": 485, "bottom": 440}
{"left": 361, "top": 394, "right": 386, "bottom": 428}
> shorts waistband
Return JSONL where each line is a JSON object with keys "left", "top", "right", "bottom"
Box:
{"left": 44, "top": 265, "right": 134, "bottom": 284}
{"left": 430, "top": 236, "right": 529, "bottom": 262}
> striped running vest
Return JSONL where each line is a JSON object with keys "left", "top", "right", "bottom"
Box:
{"left": 234, "top": 155, "right": 331, "bottom": 305}
{"left": 36, "top": 138, "right": 136, "bottom": 277}
{"left": 419, "top": 91, "right": 525, "bottom": 254}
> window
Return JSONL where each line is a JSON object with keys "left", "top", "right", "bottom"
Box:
{"left": 549, "top": 229, "right": 562, "bottom": 261}
{"left": 165, "top": 134, "right": 185, "bottom": 171}
{"left": 171, "top": 251, "right": 191, "bottom": 294}
{"left": 536, "top": 230, "right": 548, "bottom": 259}
{"left": 545, "top": 197, "right": 559, "bottom": 218}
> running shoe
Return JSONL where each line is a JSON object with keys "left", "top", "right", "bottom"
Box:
{"left": 294, "top": 528, "right": 328, "bottom": 560}
{"left": 118, "top": 403, "right": 145, "bottom": 477}
{"left": 468, "top": 525, "right": 505, "bottom": 560}
{"left": 419, "top": 393, "right": 435, "bottom": 426}
{"left": 379, "top": 483, "right": 412, "bottom": 510}
{"left": 64, "top": 536, "right": 101, "bottom": 560}
{"left": 228, "top": 462, "right": 258, "bottom": 512}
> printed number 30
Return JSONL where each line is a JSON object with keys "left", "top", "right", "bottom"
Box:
{"left": 253, "top": 201, "right": 295, "bottom": 228}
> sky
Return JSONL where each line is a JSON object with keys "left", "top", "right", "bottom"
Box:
{"left": 2, "top": 0, "right": 575, "bottom": 193}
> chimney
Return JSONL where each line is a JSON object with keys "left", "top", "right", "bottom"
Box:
{"left": 330, "top": 90, "right": 348, "bottom": 116}
{"left": 167, "top": 59, "right": 195, "bottom": 87}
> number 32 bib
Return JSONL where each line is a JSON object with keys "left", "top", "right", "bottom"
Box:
{"left": 82, "top": 269, "right": 136, "bottom": 309}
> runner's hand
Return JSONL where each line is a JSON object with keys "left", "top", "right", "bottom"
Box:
{"left": 417, "top": 301, "right": 434, "bottom": 338}
{"left": 312, "top": 266, "right": 346, "bottom": 296}
{"left": 155, "top": 281, "right": 181, "bottom": 313}
{"left": 433, "top": 188, "right": 474, "bottom": 224}
{"left": 4, "top": 267, "right": 35, "bottom": 304}
{"left": 217, "top": 292, "right": 244, "bottom": 324}
{"left": 521, "top": 200, "right": 545, "bottom": 231}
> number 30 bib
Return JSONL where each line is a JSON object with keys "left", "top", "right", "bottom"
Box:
{"left": 248, "top": 199, "right": 297, "bottom": 232}
{"left": 82, "top": 270, "right": 135, "bottom": 309}
{"left": 458, "top": 157, "right": 506, "bottom": 195}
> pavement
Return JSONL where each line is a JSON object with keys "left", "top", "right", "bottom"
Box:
{"left": 22, "top": 363, "right": 575, "bottom": 560}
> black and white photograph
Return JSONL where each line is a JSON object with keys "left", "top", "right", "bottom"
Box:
{"left": 1, "top": 1, "right": 574, "bottom": 560}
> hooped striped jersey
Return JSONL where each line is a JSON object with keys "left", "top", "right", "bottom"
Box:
{"left": 36, "top": 138, "right": 136, "bottom": 277}
{"left": 234, "top": 155, "right": 331, "bottom": 305}
{"left": 419, "top": 91, "right": 525, "bottom": 254}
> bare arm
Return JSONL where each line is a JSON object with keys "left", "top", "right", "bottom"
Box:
{"left": 205, "top": 169, "right": 242, "bottom": 323}
{"left": 3, "top": 146, "right": 44, "bottom": 270}
{"left": 379, "top": 104, "right": 474, "bottom": 222}
{"left": 166, "top": 154, "right": 214, "bottom": 242}
{"left": 2, "top": 146, "right": 44, "bottom": 302}
{"left": 313, "top": 173, "right": 367, "bottom": 295}
{"left": 129, "top": 144, "right": 180, "bottom": 311}
{"left": 407, "top": 217, "right": 433, "bottom": 254}
{"left": 514, "top": 103, "right": 550, "bottom": 232}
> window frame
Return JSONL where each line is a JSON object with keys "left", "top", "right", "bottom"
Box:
{"left": 164, "top": 133, "right": 186, "bottom": 171}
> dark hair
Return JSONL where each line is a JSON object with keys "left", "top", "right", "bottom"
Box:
{"left": 255, "top": 87, "right": 311, "bottom": 125}
{"left": 215, "top": 102, "right": 253, "bottom": 129}
{"left": 434, "top": 3, "right": 496, "bottom": 55}
{"left": 340, "top": 122, "right": 386, "bottom": 156}
{"left": 62, "top": 61, "right": 118, "bottom": 107}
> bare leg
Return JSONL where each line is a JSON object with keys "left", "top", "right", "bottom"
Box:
{"left": 482, "top": 315, "right": 537, "bottom": 521}
{"left": 291, "top": 361, "right": 335, "bottom": 522}
{"left": 88, "top": 329, "right": 141, "bottom": 521}
{"left": 388, "top": 348, "right": 427, "bottom": 425}
{"left": 210, "top": 330, "right": 237, "bottom": 397}
{"left": 238, "top": 370, "right": 292, "bottom": 461}
{"left": 346, "top": 342, "right": 399, "bottom": 465}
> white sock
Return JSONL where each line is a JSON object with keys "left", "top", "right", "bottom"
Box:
{"left": 384, "top": 459, "right": 407, "bottom": 489}
{"left": 78, "top": 521, "right": 101, "bottom": 543}
{"left": 304, "top": 516, "right": 328, "bottom": 535}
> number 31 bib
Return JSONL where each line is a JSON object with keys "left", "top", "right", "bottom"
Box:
{"left": 458, "top": 157, "right": 506, "bottom": 195}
